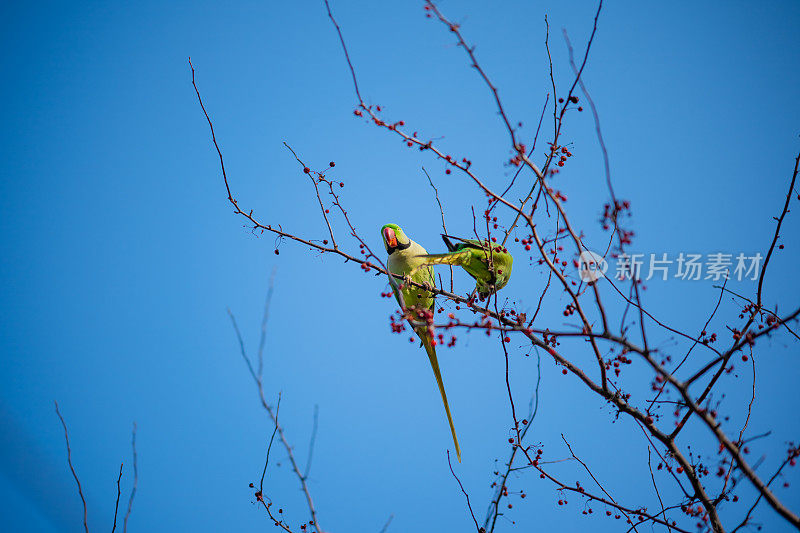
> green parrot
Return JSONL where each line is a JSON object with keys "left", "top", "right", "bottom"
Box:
{"left": 381, "top": 223, "right": 461, "bottom": 462}
{"left": 415, "top": 234, "right": 514, "bottom": 299}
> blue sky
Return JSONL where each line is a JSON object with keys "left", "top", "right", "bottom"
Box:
{"left": 1, "top": 1, "right": 799, "bottom": 531}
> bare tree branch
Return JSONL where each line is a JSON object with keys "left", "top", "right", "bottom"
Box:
{"left": 55, "top": 401, "right": 89, "bottom": 533}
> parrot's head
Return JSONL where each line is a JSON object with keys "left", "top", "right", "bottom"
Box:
{"left": 381, "top": 223, "right": 411, "bottom": 254}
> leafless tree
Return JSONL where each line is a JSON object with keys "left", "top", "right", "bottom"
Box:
{"left": 191, "top": 2, "right": 800, "bottom": 532}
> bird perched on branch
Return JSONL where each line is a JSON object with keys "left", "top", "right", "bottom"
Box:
{"left": 415, "top": 234, "right": 514, "bottom": 299}
{"left": 380, "top": 223, "right": 461, "bottom": 462}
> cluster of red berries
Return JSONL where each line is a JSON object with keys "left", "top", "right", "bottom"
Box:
{"left": 389, "top": 313, "right": 407, "bottom": 334}
{"left": 699, "top": 330, "right": 718, "bottom": 345}
{"left": 606, "top": 353, "right": 632, "bottom": 378}
{"left": 738, "top": 303, "right": 758, "bottom": 319}
{"left": 557, "top": 146, "right": 573, "bottom": 167}
{"left": 600, "top": 199, "right": 631, "bottom": 231}
{"left": 786, "top": 442, "right": 800, "bottom": 467}
{"left": 508, "top": 143, "right": 531, "bottom": 166}
{"left": 432, "top": 331, "right": 457, "bottom": 347}
{"left": 549, "top": 188, "right": 568, "bottom": 202}
{"left": 542, "top": 331, "right": 559, "bottom": 348}
{"left": 731, "top": 328, "right": 756, "bottom": 346}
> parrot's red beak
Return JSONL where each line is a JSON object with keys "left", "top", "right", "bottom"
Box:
{"left": 383, "top": 227, "right": 398, "bottom": 248}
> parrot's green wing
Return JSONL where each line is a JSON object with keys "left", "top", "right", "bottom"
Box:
{"left": 414, "top": 234, "right": 514, "bottom": 299}
{"left": 412, "top": 249, "right": 473, "bottom": 269}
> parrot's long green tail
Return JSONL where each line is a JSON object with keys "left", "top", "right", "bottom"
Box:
{"left": 419, "top": 328, "right": 461, "bottom": 462}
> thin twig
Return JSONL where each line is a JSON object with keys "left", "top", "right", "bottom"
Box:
{"left": 647, "top": 447, "right": 672, "bottom": 533}
{"left": 485, "top": 350, "right": 541, "bottom": 532}
{"left": 123, "top": 422, "right": 138, "bottom": 533}
{"left": 54, "top": 401, "right": 89, "bottom": 533}
{"left": 111, "top": 463, "right": 124, "bottom": 533}
{"left": 378, "top": 514, "right": 394, "bottom": 533}
{"left": 422, "top": 166, "right": 454, "bottom": 292}
{"left": 447, "top": 450, "right": 480, "bottom": 532}
{"left": 757, "top": 152, "right": 799, "bottom": 306}
{"left": 561, "top": 434, "right": 641, "bottom": 532}
{"left": 229, "top": 299, "right": 322, "bottom": 532}
{"left": 260, "top": 394, "right": 282, "bottom": 495}
{"left": 303, "top": 404, "right": 319, "bottom": 480}
{"left": 258, "top": 268, "right": 277, "bottom": 379}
